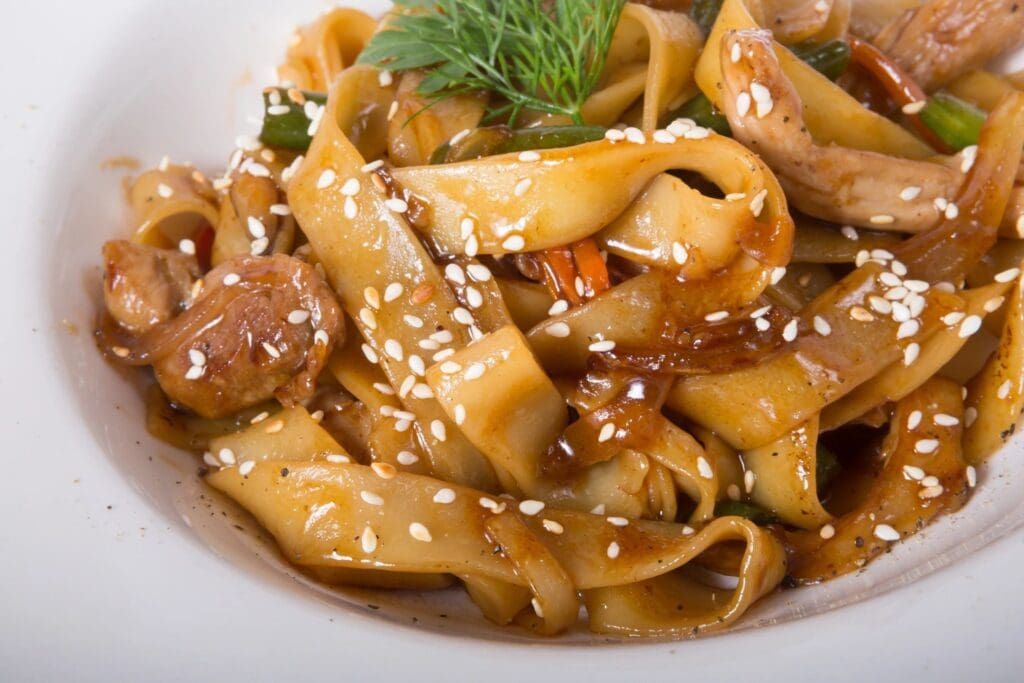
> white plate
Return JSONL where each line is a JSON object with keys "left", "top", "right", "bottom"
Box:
{"left": 3, "top": 1, "right": 1024, "bottom": 679}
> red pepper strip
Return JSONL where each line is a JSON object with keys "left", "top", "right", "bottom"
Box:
{"left": 192, "top": 222, "right": 215, "bottom": 271}
{"left": 570, "top": 238, "right": 611, "bottom": 297}
{"left": 539, "top": 248, "right": 583, "bottom": 305}
{"left": 848, "top": 37, "right": 954, "bottom": 154}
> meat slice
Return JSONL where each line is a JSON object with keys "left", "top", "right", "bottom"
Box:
{"left": 873, "top": 0, "right": 1024, "bottom": 91}
{"left": 102, "top": 240, "right": 200, "bottom": 333}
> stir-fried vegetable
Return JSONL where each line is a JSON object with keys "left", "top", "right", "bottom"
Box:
{"left": 429, "top": 125, "right": 607, "bottom": 164}
{"left": 258, "top": 88, "right": 327, "bottom": 150}
{"left": 918, "top": 93, "right": 986, "bottom": 151}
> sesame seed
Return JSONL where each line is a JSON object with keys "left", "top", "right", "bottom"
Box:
{"left": 598, "top": 423, "right": 616, "bottom": 443}
{"left": 671, "top": 241, "right": 689, "bottom": 266}
{"left": 542, "top": 519, "right": 564, "bottom": 534}
{"left": 919, "top": 485, "right": 944, "bottom": 499}
{"left": 934, "top": 414, "right": 959, "bottom": 426}
{"left": 899, "top": 186, "right": 922, "bottom": 201}
{"left": 409, "top": 522, "right": 432, "bottom": 542}
{"left": 750, "top": 305, "right": 771, "bottom": 319}
{"left": 934, "top": 197, "right": 949, "bottom": 212}
{"left": 451, "top": 307, "right": 473, "bottom": 326}
{"left": 869, "top": 296, "right": 892, "bottom": 314}
{"left": 697, "top": 456, "right": 713, "bottom": 480}
{"left": 921, "top": 475, "right": 940, "bottom": 488}
{"left": 891, "top": 261, "right": 908, "bottom": 276}
{"left": 749, "top": 189, "right": 768, "bottom": 217}
{"left": 393, "top": 410, "right": 416, "bottom": 422}
{"left": 382, "top": 339, "right": 403, "bottom": 361}
{"left": 466, "top": 286, "right": 484, "bottom": 309}
{"left": 403, "top": 314, "right": 424, "bottom": 329}
{"left": 361, "top": 344, "right": 379, "bottom": 364}
{"left": 519, "top": 500, "right": 545, "bottom": 516}
{"left": 433, "top": 349, "right": 455, "bottom": 362}
{"left": 287, "top": 309, "right": 310, "bottom": 325}
{"left": 813, "top": 316, "right": 832, "bottom": 336}
{"left": 653, "top": 130, "right": 677, "bottom": 144}
{"left": 997, "top": 380, "right": 1012, "bottom": 400}
{"left": 184, "top": 365, "right": 205, "bottom": 380}
{"left": 966, "top": 466, "right": 977, "bottom": 488}
{"left": 841, "top": 226, "right": 859, "bottom": 240}
{"left": 453, "top": 403, "right": 466, "bottom": 425}
{"left": 384, "top": 197, "right": 408, "bottom": 213}
{"left": 731, "top": 42, "right": 741, "bottom": 63}
{"left": 249, "top": 237, "right": 269, "bottom": 255}
{"left": 606, "top": 542, "right": 621, "bottom": 559}
{"left": 178, "top": 238, "right": 196, "bottom": 255}
{"left": 604, "top": 128, "right": 626, "bottom": 142}
{"left": 517, "top": 150, "right": 541, "bottom": 162}
{"left": 725, "top": 192, "right": 746, "bottom": 201}
{"left": 156, "top": 183, "right": 174, "bottom": 199}
{"left": 387, "top": 100, "right": 399, "bottom": 121}
{"left": 360, "top": 490, "right": 384, "bottom": 506}
{"left": 891, "top": 301, "right": 911, "bottom": 322}
{"left": 915, "top": 439, "right": 939, "bottom": 454}
{"left": 514, "top": 178, "right": 533, "bottom": 197}
{"left": 343, "top": 196, "right": 358, "bottom": 219}
{"left": 406, "top": 354, "right": 425, "bottom": 377}
{"left": 430, "top": 420, "right": 447, "bottom": 441}
{"left": 202, "top": 452, "right": 219, "bottom": 468}
{"left": 755, "top": 317, "right": 771, "bottom": 332}
{"left": 897, "top": 320, "right": 920, "bottom": 340}
{"left": 903, "top": 465, "right": 925, "bottom": 480}
{"left": 744, "top": 469, "right": 756, "bottom": 493}
{"left": 984, "top": 296, "right": 1005, "bottom": 313}
{"left": 907, "top": 410, "right": 923, "bottom": 430}
{"left": 958, "top": 315, "right": 982, "bottom": 338}
{"left": 546, "top": 322, "right": 571, "bottom": 338}
{"left": 870, "top": 214, "right": 895, "bottom": 225}
{"left": 903, "top": 279, "right": 929, "bottom": 293}
{"left": 316, "top": 169, "right": 336, "bottom": 189}
{"left": 960, "top": 145, "right": 978, "bottom": 173}
{"left": 995, "top": 268, "right": 1021, "bottom": 283}
{"left": 500, "top": 234, "right": 525, "bottom": 251}
{"left": 264, "top": 419, "right": 284, "bottom": 434}
{"left": 222, "top": 272, "right": 241, "bottom": 286}
{"left": 903, "top": 342, "right": 920, "bottom": 366}
{"left": 359, "top": 526, "right": 378, "bottom": 554}
{"left": 188, "top": 349, "right": 207, "bottom": 367}
{"left": 464, "top": 362, "right": 486, "bottom": 380}
{"left": 624, "top": 127, "right": 645, "bottom": 144}
{"left": 770, "top": 267, "right": 786, "bottom": 285}
{"left": 316, "top": 329, "right": 331, "bottom": 346}
{"left": 588, "top": 340, "right": 616, "bottom": 353}
{"left": 261, "top": 342, "right": 281, "bottom": 359}
{"left": 819, "top": 524, "right": 835, "bottom": 539}
{"left": 874, "top": 524, "right": 900, "bottom": 542}
{"left": 902, "top": 101, "right": 926, "bottom": 114}
{"left": 736, "top": 91, "right": 752, "bottom": 117}
{"left": 371, "top": 462, "right": 397, "bottom": 480}
{"left": 548, "top": 300, "right": 570, "bottom": 316}
{"left": 965, "top": 406, "right": 978, "bottom": 428}
{"left": 782, "top": 319, "right": 799, "bottom": 342}
{"left": 411, "top": 383, "right": 433, "bottom": 400}
{"left": 218, "top": 448, "right": 236, "bottom": 465}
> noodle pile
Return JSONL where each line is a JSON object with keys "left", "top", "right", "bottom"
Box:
{"left": 96, "top": 0, "right": 1024, "bottom": 638}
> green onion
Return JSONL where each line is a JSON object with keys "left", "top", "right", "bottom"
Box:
{"left": 258, "top": 88, "right": 327, "bottom": 151}
{"left": 918, "top": 93, "right": 986, "bottom": 151}
{"left": 690, "top": 0, "right": 724, "bottom": 35}
{"left": 816, "top": 443, "right": 841, "bottom": 497}
{"left": 714, "top": 500, "right": 778, "bottom": 525}
{"left": 789, "top": 39, "right": 852, "bottom": 82}
{"left": 430, "top": 125, "right": 607, "bottom": 165}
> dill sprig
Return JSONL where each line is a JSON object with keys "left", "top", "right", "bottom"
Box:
{"left": 357, "top": 0, "right": 626, "bottom": 125}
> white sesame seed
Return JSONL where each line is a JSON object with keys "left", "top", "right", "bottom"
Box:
{"left": 606, "top": 516, "right": 629, "bottom": 528}
{"left": 731, "top": 42, "right": 741, "bottom": 63}
{"left": 316, "top": 169, "right": 336, "bottom": 189}
{"left": 360, "top": 490, "right": 384, "bottom": 506}
{"left": 604, "top": 129, "right": 626, "bottom": 142}
{"left": 387, "top": 100, "right": 399, "bottom": 121}
{"left": 464, "top": 362, "right": 486, "bottom": 381}
{"left": 840, "top": 226, "right": 859, "bottom": 241}
{"left": 891, "top": 261, "right": 908, "bottom": 276}
{"left": 453, "top": 307, "right": 474, "bottom": 326}
{"left": 287, "top": 309, "right": 310, "bottom": 325}
{"left": 383, "top": 283, "right": 404, "bottom": 303}
{"left": 530, "top": 598, "right": 544, "bottom": 618}
{"left": 897, "top": 320, "right": 920, "bottom": 340}
{"left": 218, "top": 448, "right": 236, "bottom": 465}
{"left": 819, "top": 524, "right": 836, "bottom": 539}
{"left": 915, "top": 439, "right": 939, "bottom": 454}
{"left": 782, "top": 319, "right": 799, "bottom": 342}
{"left": 548, "top": 300, "right": 570, "bottom": 316}
{"left": 960, "top": 145, "right": 978, "bottom": 173}
{"left": 755, "top": 317, "right": 771, "bottom": 331}
{"left": 984, "top": 296, "right": 1005, "bottom": 313}
{"left": 922, "top": 475, "right": 941, "bottom": 488}
{"left": 934, "top": 414, "right": 959, "bottom": 427}
{"left": 466, "top": 264, "right": 491, "bottom": 282}
{"left": 546, "top": 322, "right": 571, "bottom": 338}
{"left": 408, "top": 522, "right": 432, "bottom": 542}
{"left": 261, "top": 342, "right": 281, "bottom": 359}
{"left": 959, "top": 315, "right": 982, "bottom": 338}
{"left": 749, "top": 189, "right": 768, "bottom": 217}
{"left": 396, "top": 451, "right": 418, "bottom": 466}
{"left": 412, "top": 383, "right": 434, "bottom": 400}
{"left": 383, "top": 339, "right": 403, "bottom": 361}
{"left": 371, "top": 462, "right": 397, "bottom": 480}
{"left": 945, "top": 203, "right": 959, "bottom": 220}
{"left": 597, "top": 422, "right": 616, "bottom": 443}
{"left": 343, "top": 196, "right": 358, "bottom": 219}
{"left": 995, "top": 268, "right": 1021, "bottom": 283}
{"left": 623, "top": 127, "right": 645, "bottom": 144}
{"left": 671, "top": 241, "right": 689, "bottom": 265}
{"left": 502, "top": 235, "right": 525, "bottom": 251}
{"left": 588, "top": 340, "right": 616, "bottom": 353}
{"left": 903, "top": 465, "right": 925, "bottom": 481}
{"left": 519, "top": 500, "right": 545, "bottom": 516}
{"left": 202, "top": 451, "right": 219, "bottom": 468}
{"left": 736, "top": 91, "right": 752, "bottom": 117}
{"left": 403, "top": 314, "right": 424, "bottom": 329}
{"left": 464, "top": 234, "right": 479, "bottom": 257}
{"left": 899, "top": 186, "right": 922, "bottom": 201}
{"left": 725, "top": 192, "right": 746, "bottom": 202}
{"left": 697, "top": 456, "right": 713, "bottom": 480}
{"left": 359, "top": 307, "right": 377, "bottom": 330}
{"left": 606, "top": 541, "right": 621, "bottom": 559}
{"left": 358, "top": 526, "right": 378, "bottom": 554}
{"left": 868, "top": 296, "right": 892, "bottom": 314}
{"left": 966, "top": 465, "right": 977, "bottom": 488}
{"left": 902, "top": 101, "right": 926, "bottom": 115}
{"left": 874, "top": 524, "right": 900, "bottom": 542}
{"left": 184, "top": 365, "right": 205, "bottom": 380}
{"left": 178, "top": 238, "right": 196, "bottom": 255}
{"left": 965, "top": 406, "right": 978, "bottom": 428}
{"left": 891, "top": 301, "right": 911, "bottom": 322}
{"left": 385, "top": 197, "right": 408, "bottom": 213}
{"left": 652, "top": 130, "right": 676, "bottom": 144}
{"left": 361, "top": 160, "right": 384, "bottom": 173}
{"left": 409, "top": 354, "right": 426, "bottom": 377}
{"left": 222, "top": 272, "right": 241, "bottom": 286}
{"left": 903, "top": 342, "right": 920, "bottom": 366}
{"left": 543, "top": 519, "right": 564, "bottom": 534}
{"left": 919, "top": 485, "right": 944, "bottom": 499}
{"left": 813, "top": 316, "right": 832, "bottom": 336}
{"left": 156, "top": 183, "right": 174, "bottom": 199}
{"left": 466, "top": 286, "right": 484, "bottom": 309}
{"left": 770, "top": 267, "right": 786, "bottom": 285}
{"left": 187, "top": 349, "right": 207, "bottom": 367}
{"left": 997, "top": 380, "right": 1012, "bottom": 400}
{"left": 907, "top": 410, "right": 923, "bottom": 430}
{"left": 513, "top": 178, "right": 533, "bottom": 197}
{"left": 430, "top": 420, "right": 447, "bottom": 442}
{"left": 361, "top": 344, "right": 379, "bottom": 364}
{"left": 245, "top": 216, "right": 266, "bottom": 240}
{"left": 517, "top": 150, "right": 541, "bottom": 163}
{"left": 870, "top": 214, "right": 895, "bottom": 225}
{"left": 903, "top": 280, "right": 929, "bottom": 293}
{"left": 704, "top": 310, "right": 729, "bottom": 323}
{"left": 743, "top": 469, "right": 756, "bottom": 494}
{"left": 750, "top": 305, "right": 771, "bottom": 319}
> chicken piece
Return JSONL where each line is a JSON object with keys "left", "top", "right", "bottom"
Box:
{"left": 874, "top": 0, "right": 1024, "bottom": 92}
{"left": 102, "top": 240, "right": 200, "bottom": 333}
{"left": 718, "top": 29, "right": 963, "bottom": 233}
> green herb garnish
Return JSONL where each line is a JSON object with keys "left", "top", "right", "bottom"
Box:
{"left": 356, "top": 0, "right": 626, "bottom": 126}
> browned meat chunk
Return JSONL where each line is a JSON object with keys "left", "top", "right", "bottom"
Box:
{"left": 874, "top": 0, "right": 1024, "bottom": 91}
{"left": 103, "top": 240, "right": 200, "bottom": 333}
